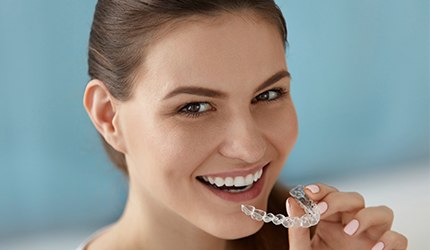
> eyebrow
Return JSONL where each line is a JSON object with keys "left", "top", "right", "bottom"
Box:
{"left": 162, "top": 70, "right": 291, "bottom": 100}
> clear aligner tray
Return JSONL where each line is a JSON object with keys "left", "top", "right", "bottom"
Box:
{"left": 241, "top": 185, "right": 320, "bottom": 228}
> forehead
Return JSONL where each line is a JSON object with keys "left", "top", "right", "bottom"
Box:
{"left": 136, "top": 12, "right": 287, "bottom": 95}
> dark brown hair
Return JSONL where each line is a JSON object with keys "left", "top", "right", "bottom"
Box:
{"left": 88, "top": 0, "right": 291, "bottom": 248}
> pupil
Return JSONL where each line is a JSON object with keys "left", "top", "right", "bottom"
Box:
{"left": 259, "top": 93, "right": 269, "bottom": 100}
{"left": 188, "top": 104, "right": 200, "bottom": 112}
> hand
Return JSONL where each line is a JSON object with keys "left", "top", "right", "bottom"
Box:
{"left": 287, "top": 183, "right": 408, "bottom": 250}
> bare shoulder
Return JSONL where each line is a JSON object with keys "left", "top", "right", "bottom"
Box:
{"left": 82, "top": 225, "right": 118, "bottom": 250}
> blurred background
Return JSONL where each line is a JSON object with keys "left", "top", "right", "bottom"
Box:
{"left": 0, "top": 0, "right": 428, "bottom": 249}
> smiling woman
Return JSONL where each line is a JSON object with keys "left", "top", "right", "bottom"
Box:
{"left": 81, "top": 0, "right": 407, "bottom": 249}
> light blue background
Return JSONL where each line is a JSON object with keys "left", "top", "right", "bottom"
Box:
{"left": 0, "top": 0, "right": 428, "bottom": 237}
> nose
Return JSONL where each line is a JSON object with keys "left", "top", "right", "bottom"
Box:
{"left": 218, "top": 112, "right": 267, "bottom": 164}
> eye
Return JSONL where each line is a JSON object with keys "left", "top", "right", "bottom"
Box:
{"left": 251, "top": 88, "right": 287, "bottom": 104}
{"left": 178, "top": 102, "right": 214, "bottom": 118}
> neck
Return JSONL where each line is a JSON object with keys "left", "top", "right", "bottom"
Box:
{"left": 112, "top": 182, "right": 227, "bottom": 250}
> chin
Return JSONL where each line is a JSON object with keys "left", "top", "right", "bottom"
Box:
{"left": 207, "top": 218, "right": 265, "bottom": 240}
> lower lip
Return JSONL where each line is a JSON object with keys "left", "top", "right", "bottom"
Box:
{"left": 198, "top": 163, "right": 269, "bottom": 203}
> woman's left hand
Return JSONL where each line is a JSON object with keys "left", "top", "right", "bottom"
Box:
{"left": 287, "top": 183, "right": 408, "bottom": 250}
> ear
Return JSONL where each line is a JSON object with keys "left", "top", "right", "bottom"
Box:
{"left": 83, "top": 79, "right": 127, "bottom": 154}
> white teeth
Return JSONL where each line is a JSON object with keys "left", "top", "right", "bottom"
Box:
{"left": 253, "top": 171, "right": 259, "bottom": 181}
{"left": 234, "top": 176, "right": 245, "bottom": 187}
{"left": 208, "top": 176, "right": 215, "bottom": 185}
{"left": 227, "top": 183, "right": 253, "bottom": 192}
{"left": 225, "top": 177, "right": 234, "bottom": 187}
{"left": 251, "top": 169, "right": 262, "bottom": 183}
{"left": 245, "top": 174, "right": 253, "bottom": 186}
{"left": 214, "top": 177, "right": 224, "bottom": 187}
{"left": 201, "top": 168, "right": 265, "bottom": 188}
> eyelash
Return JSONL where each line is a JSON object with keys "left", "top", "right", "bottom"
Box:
{"left": 177, "top": 87, "right": 289, "bottom": 119}
{"left": 251, "top": 87, "right": 288, "bottom": 104}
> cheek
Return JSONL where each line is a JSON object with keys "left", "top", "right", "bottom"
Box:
{"left": 257, "top": 101, "right": 299, "bottom": 155}
{"left": 124, "top": 113, "right": 217, "bottom": 180}
{"left": 154, "top": 122, "right": 218, "bottom": 163}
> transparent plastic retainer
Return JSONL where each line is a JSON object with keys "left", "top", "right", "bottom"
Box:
{"left": 241, "top": 185, "right": 320, "bottom": 228}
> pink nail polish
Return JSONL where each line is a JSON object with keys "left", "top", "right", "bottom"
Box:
{"left": 305, "top": 184, "right": 320, "bottom": 194}
{"left": 343, "top": 219, "right": 359, "bottom": 236}
{"left": 317, "top": 201, "right": 328, "bottom": 214}
{"left": 371, "top": 242, "right": 384, "bottom": 250}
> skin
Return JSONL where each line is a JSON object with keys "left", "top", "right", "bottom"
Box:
{"left": 287, "top": 184, "right": 408, "bottom": 250}
{"left": 83, "top": 11, "right": 407, "bottom": 250}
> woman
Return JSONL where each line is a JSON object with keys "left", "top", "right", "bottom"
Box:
{"left": 81, "top": 0, "right": 408, "bottom": 249}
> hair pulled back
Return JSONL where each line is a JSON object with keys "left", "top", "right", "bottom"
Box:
{"left": 88, "top": 0, "right": 287, "bottom": 175}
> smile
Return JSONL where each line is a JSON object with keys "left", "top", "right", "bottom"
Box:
{"left": 198, "top": 168, "right": 263, "bottom": 192}
{"left": 196, "top": 162, "right": 270, "bottom": 199}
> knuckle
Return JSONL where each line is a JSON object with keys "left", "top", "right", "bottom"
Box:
{"left": 402, "top": 234, "right": 408, "bottom": 248}
{"left": 379, "top": 205, "right": 394, "bottom": 219}
{"left": 323, "top": 183, "right": 339, "bottom": 192}
{"left": 349, "top": 192, "right": 365, "bottom": 206}
{"left": 384, "top": 230, "right": 408, "bottom": 248}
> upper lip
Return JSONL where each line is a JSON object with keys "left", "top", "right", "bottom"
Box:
{"left": 198, "top": 161, "right": 270, "bottom": 178}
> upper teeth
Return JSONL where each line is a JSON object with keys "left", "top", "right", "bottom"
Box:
{"left": 202, "top": 169, "right": 263, "bottom": 187}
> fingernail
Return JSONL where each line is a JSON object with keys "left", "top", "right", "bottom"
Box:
{"left": 343, "top": 219, "right": 359, "bottom": 236}
{"left": 317, "top": 201, "right": 328, "bottom": 214}
{"left": 305, "top": 184, "right": 320, "bottom": 194}
{"left": 371, "top": 242, "right": 384, "bottom": 250}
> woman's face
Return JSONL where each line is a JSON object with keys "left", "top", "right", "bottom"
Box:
{"left": 116, "top": 12, "right": 298, "bottom": 239}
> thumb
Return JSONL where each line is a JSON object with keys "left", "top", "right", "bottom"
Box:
{"left": 286, "top": 197, "right": 312, "bottom": 250}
